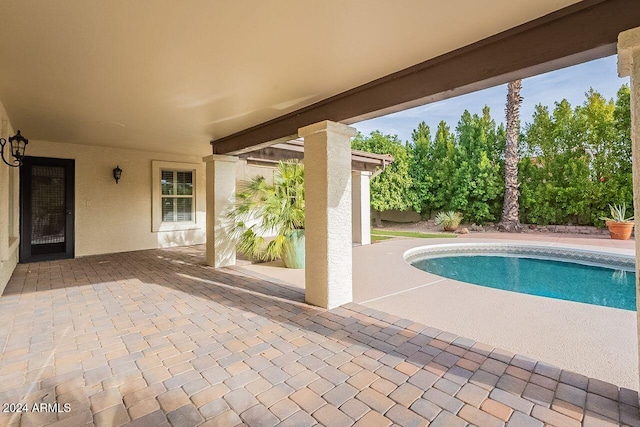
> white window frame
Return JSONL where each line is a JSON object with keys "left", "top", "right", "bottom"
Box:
{"left": 152, "top": 161, "right": 199, "bottom": 232}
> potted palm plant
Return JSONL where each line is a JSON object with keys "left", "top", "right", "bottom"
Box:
{"left": 226, "top": 161, "right": 305, "bottom": 268}
{"left": 435, "top": 211, "right": 463, "bottom": 232}
{"left": 600, "top": 203, "right": 634, "bottom": 240}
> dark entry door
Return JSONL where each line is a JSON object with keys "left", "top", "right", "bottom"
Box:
{"left": 20, "top": 157, "right": 75, "bottom": 262}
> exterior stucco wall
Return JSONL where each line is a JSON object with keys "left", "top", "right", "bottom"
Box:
{"left": 236, "top": 160, "right": 276, "bottom": 185}
{"left": 27, "top": 140, "right": 206, "bottom": 257}
{"left": 380, "top": 209, "right": 422, "bottom": 223}
{"left": 0, "top": 101, "right": 19, "bottom": 295}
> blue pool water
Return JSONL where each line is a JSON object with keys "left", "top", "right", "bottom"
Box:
{"left": 412, "top": 255, "right": 636, "bottom": 311}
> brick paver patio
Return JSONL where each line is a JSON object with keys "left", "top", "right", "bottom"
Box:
{"left": 0, "top": 246, "right": 638, "bottom": 426}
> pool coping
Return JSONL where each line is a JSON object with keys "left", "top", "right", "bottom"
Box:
{"left": 404, "top": 242, "right": 636, "bottom": 271}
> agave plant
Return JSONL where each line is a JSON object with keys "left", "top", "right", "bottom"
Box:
{"left": 434, "top": 211, "right": 463, "bottom": 231}
{"left": 226, "top": 161, "right": 305, "bottom": 264}
{"left": 600, "top": 203, "right": 634, "bottom": 223}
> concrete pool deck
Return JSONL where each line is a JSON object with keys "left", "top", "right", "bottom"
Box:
{"left": 240, "top": 232, "right": 639, "bottom": 390}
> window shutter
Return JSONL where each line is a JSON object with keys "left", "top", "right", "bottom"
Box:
{"left": 176, "top": 198, "right": 193, "bottom": 221}
{"left": 161, "top": 171, "right": 174, "bottom": 195}
{"left": 176, "top": 171, "right": 193, "bottom": 195}
{"left": 162, "top": 198, "right": 175, "bottom": 222}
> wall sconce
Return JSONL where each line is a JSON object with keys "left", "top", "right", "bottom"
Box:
{"left": 0, "top": 130, "right": 28, "bottom": 167}
{"left": 113, "top": 165, "right": 122, "bottom": 184}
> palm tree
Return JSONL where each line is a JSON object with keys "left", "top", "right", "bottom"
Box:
{"left": 498, "top": 80, "right": 523, "bottom": 232}
{"left": 225, "top": 160, "right": 305, "bottom": 267}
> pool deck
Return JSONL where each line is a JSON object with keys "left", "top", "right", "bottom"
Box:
{"left": 241, "top": 232, "right": 639, "bottom": 390}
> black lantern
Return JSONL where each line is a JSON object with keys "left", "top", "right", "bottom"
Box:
{"left": 113, "top": 165, "right": 122, "bottom": 184}
{"left": 0, "top": 130, "right": 28, "bottom": 167}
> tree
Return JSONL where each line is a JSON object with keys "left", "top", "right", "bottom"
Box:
{"left": 409, "top": 122, "right": 434, "bottom": 215}
{"left": 351, "top": 131, "right": 414, "bottom": 226}
{"left": 612, "top": 85, "right": 632, "bottom": 177}
{"left": 520, "top": 99, "right": 591, "bottom": 224}
{"left": 519, "top": 86, "right": 632, "bottom": 226}
{"left": 579, "top": 87, "right": 632, "bottom": 224}
{"left": 450, "top": 107, "right": 504, "bottom": 224}
{"left": 430, "top": 121, "right": 457, "bottom": 211}
{"left": 498, "top": 80, "right": 524, "bottom": 232}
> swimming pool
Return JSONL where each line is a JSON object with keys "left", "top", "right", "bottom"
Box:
{"left": 405, "top": 243, "right": 636, "bottom": 311}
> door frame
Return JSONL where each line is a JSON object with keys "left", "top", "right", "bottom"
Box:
{"left": 19, "top": 156, "right": 75, "bottom": 263}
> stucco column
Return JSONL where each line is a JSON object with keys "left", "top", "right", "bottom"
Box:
{"left": 203, "top": 154, "right": 239, "bottom": 268}
{"left": 619, "top": 27, "right": 640, "bottom": 393}
{"left": 299, "top": 121, "right": 357, "bottom": 309}
{"left": 352, "top": 171, "right": 372, "bottom": 245}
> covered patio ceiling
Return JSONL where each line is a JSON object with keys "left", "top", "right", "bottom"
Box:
{"left": 0, "top": 0, "right": 603, "bottom": 157}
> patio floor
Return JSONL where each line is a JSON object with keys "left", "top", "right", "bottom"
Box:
{"left": 242, "top": 233, "right": 639, "bottom": 389}
{"left": 1, "top": 246, "right": 638, "bottom": 427}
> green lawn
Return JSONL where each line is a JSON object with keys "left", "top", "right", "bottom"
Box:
{"left": 371, "top": 229, "right": 457, "bottom": 239}
{"left": 371, "top": 235, "right": 394, "bottom": 242}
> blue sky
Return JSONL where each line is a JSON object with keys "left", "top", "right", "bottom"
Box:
{"left": 354, "top": 55, "right": 629, "bottom": 143}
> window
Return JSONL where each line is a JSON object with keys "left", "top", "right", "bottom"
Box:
{"left": 151, "top": 161, "right": 200, "bottom": 232}
{"left": 161, "top": 170, "right": 193, "bottom": 222}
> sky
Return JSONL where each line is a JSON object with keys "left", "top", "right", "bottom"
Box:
{"left": 354, "top": 55, "right": 630, "bottom": 143}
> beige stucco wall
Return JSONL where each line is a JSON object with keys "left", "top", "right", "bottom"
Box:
{"left": 0, "top": 100, "right": 19, "bottom": 295}
{"left": 27, "top": 140, "right": 206, "bottom": 257}
{"left": 1, "top": 140, "right": 267, "bottom": 293}
{"left": 236, "top": 160, "right": 276, "bottom": 185}
{"left": 380, "top": 209, "right": 422, "bottom": 223}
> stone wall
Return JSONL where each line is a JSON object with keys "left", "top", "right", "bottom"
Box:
{"left": 523, "top": 224, "right": 611, "bottom": 235}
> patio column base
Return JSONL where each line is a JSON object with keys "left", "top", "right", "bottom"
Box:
{"left": 300, "top": 121, "right": 357, "bottom": 309}
{"left": 618, "top": 26, "right": 640, "bottom": 396}
{"left": 352, "top": 171, "right": 372, "bottom": 245}
{"left": 203, "top": 154, "right": 239, "bottom": 268}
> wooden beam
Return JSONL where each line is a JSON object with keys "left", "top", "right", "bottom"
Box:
{"left": 239, "top": 142, "right": 393, "bottom": 172}
{"left": 212, "top": 0, "right": 640, "bottom": 155}
{"left": 244, "top": 156, "right": 382, "bottom": 173}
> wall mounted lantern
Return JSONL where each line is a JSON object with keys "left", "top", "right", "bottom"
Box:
{"left": 0, "top": 130, "right": 28, "bottom": 167}
{"left": 113, "top": 165, "right": 122, "bottom": 183}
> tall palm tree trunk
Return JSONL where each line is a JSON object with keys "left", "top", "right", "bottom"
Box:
{"left": 498, "top": 80, "right": 523, "bottom": 232}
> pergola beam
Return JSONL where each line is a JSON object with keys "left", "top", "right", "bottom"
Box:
{"left": 238, "top": 140, "right": 393, "bottom": 173}
{"left": 212, "top": 0, "right": 640, "bottom": 155}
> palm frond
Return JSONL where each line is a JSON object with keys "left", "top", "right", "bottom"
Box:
{"left": 226, "top": 160, "right": 305, "bottom": 261}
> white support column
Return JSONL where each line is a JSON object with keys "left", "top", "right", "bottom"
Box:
{"left": 352, "top": 171, "right": 371, "bottom": 245}
{"left": 203, "top": 154, "right": 239, "bottom": 268}
{"left": 619, "top": 27, "right": 640, "bottom": 393}
{"left": 299, "top": 120, "right": 357, "bottom": 309}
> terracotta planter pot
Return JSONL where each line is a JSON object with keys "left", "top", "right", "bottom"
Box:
{"left": 606, "top": 221, "right": 634, "bottom": 240}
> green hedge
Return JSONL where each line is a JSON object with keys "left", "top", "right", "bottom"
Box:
{"left": 355, "top": 85, "right": 632, "bottom": 226}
